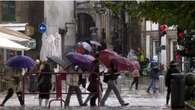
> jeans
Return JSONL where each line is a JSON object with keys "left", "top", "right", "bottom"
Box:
{"left": 65, "top": 86, "right": 83, "bottom": 106}
{"left": 100, "top": 80, "right": 125, "bottom": 105}
{"left": 147, "top": 78, "right": 158, "bottom": 93}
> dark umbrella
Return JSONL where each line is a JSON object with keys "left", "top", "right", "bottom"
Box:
{"left": 66, "top": 52, "right": 94, "bottom": 71}
{"left": 6, "top": 55, "right": 35, "bottom": 69}
{"left": 48, "top": 56, "right": 72, "bottom": 67}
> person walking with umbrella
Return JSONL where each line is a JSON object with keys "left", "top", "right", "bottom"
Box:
{"left": 165, "top": 61, "right": 179, "bottom": 106}
{"left": 83, "top": 59, "right": 101, "bottom": 106}
{"left": 0, "top": 69, "right": 24, "bottom": 106}
{"left": 64, "top": 65, "right": 84, "bottom": 106}
{"left": 38, "top": 62, "right": 52, "bottom": 107}
{"left": 0, "top": 55, "right": 35, "bottom": 106}
{"left": 100, "top": 62, "right": 129, "bottom": 106}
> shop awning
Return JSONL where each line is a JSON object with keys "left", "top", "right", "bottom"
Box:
{"left": 0, "top": 26, "right": 31, "bottom": 42}
{"left": 0, "top": 37, "right": 30, "bottom": 51}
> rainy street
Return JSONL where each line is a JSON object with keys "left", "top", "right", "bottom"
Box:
{"left": 0, "top": 1, "right": 195, "bottom": 110}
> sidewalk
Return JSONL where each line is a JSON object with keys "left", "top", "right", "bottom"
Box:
{"left": 0, "top": 76, "right": 171, "bottom": 110}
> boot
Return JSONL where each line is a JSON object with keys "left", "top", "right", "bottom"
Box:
{"left": 16, "top": 92, "right": 24, "bottom": 106}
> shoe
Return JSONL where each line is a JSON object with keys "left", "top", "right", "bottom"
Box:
{"left": 81, "top": 103, "right": 87, "bottom": 106}
{"left": 122, "top": 103, "right": 129, "bottom": 106}
{"left": 146, "top": 90, "right": 150, "bottom": 94}
{"left": 100, "top": 103, "right": 105, "bottom": 106}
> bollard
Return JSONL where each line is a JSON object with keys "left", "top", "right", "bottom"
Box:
{"left": 159, "top": 75, "right": 165, "bottom": 93}
{"left": 171, "top": 73, "right": 185, "bottom": 109}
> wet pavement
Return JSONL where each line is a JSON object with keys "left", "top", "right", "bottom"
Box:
{"left": 0, "top": 106, "right": 172, "bottom": 110}
{"left": 0, "top": 76, "right": 178, "bottom": 110}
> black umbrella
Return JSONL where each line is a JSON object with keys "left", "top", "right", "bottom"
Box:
{"left": 47, "top": 56, "right": 71, "bottom": 67}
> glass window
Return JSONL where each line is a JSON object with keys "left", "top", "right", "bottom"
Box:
{"left": 2, "top": 1, "right": 16, "bottom": 22}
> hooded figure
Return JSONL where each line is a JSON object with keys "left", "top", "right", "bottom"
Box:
{"left": 165, "top": 61, "right": 179, "bottom": 105}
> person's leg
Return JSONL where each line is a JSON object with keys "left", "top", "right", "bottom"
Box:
{"left": 166, "top": 86, "right": 171, "bottom": 105}
{"left": 16, "top": 91, "right": 24, "bottom": 106}
{"left": 45, "top": 99, "right": 49, "bottom": 107}
{"left": 135, "top": 77, "right": 139, "bottom": 90}
{"left": 111, "top": 81, "right": 127, "bottom": 105}
{"left": 75, "top": 86, "right": 83, "bottom": 106}
{"left": 39, "top": 99, "right": 42, "bottom": 106}
{"left": 130, "top": 78, "right": 136, "bottom": 89}
{"left": 65, "top": 86, "right": 73, "bottom": 106}
{"left": 0, "top": 88, "right": 14, "bottom": 106}
{"left": 153, "top": 79, "right": 159, "bottom": 93}
{"left": 147, "top": 79, "right": 153, "bottom": 93}
{"left": 83, "top": 93, "right": 93, "bottom": 105}
{"left": 100, "top": 81, "right": 112, "bottom": 106}
{"left": 90, "top": 94, "right": 98, "bottom": 106}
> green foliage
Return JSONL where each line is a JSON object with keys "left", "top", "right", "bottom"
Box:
{"left": 102, "top": 1, "right": 195, "bottom": 29}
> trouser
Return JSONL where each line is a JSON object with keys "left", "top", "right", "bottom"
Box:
{"left": 65, "top": 86, "right": 83, "bottom": 106}
{"left": 130, "top": 77, "right": 139, "bottom": 90}
{"left": 166, "top": 86, "right": 171, "bottom": 105}
{"left": 1, "top": 88, "right": 24, "bottom": 106}
{"left": 147, "top": 78, "right": 158, "bottom": 93}
{"left": 83, "top": 93, "right": 98, "bottom": 106}
{"left": 100, "top": 80, "right": 125, "bottom": 105}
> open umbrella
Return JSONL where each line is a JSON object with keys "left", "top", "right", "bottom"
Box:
{"left": 90, "top": 40, "right": 101, "bottom": 47}
{"left": 99, "top": 49, "right": 119, "bottom": 67}
{"left": 79, "top": 42, "right": 92, "bottom": 52}
{"left": 48, "top": 56, "right": 72, "bottom": 67}
{"left": 6, "top": 55, "right": 35, "bottom": 69}
{"left": 66, "top": 52, "right": 94, "bottom": 71}
{"left": 111, "top": 56, "right": 134, "bottom": 72}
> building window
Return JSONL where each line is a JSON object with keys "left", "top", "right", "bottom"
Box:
{"left": 2, "top": 1, "right": 16, "bottom": 22}
{"left": 152, "top": 40, "right": 160, "bottom": 56}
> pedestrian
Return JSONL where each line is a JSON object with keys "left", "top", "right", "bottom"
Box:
{"left": 28, "top": 59, "right": 41, "bottom": 92}
{"left": 38, "top": 62, "right": 52, "bottom": 107}
{"left": 100, "top": 62, "right": 129, "bottom": 106}
{"left": 0, "top": 69, "right": 24, "bottom": 106}
{"left": 146, "top": 56, "right": 160, "bottom": 94}
{"left": 83, "top": 59, "right": 101, "bottom": 106}
{"left": 130, "top": 56, "right": 140, "bottom": 90}
{"left": 165, "top": 61, "right": 179, "bottom": 106}
{"left": 64, "top": 65, "right": 84, "bottom": 106}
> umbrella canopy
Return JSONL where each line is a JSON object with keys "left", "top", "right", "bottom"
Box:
{"left": 80, "top": 42, "right": 92, "bottom": 52}
{"left": 66, "top": 52, "right": 94, "bottom": 71}
{"left": 6, "top": 55, "right": 35, "bottom": 69}
{"left": 48, "top": 56, "right": 72, "bottom": 67}
{"left": 83, "top": 54, "right": 95, "bottom": 62}
{"left": 0, "top": 26, "right": 31, "bottom": 42}
{"left": 0, "top": 37, "right": 30, "bottom": 51}
{"left": 99, "top": 49, "right": 119, "bottom": 67}
{"left": 90, "top": 40, "right": 101, "bottom": 47}
{"left": 111, "top": 56, "right": 134, "bottom": 72}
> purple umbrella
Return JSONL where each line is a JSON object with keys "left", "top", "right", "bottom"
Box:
{"left": 6, "top": 55, "right": 35, "bottom": 69}
{"left": 66, "top": 52, "right": 94, "bottom": 71}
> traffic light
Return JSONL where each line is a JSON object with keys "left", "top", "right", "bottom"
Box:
{"left": 160, "top": 24, "right": 167, "bottom": 36}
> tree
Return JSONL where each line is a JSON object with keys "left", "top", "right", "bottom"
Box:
{"left": 102, "top": 1, "right": 195, "bottom": 57}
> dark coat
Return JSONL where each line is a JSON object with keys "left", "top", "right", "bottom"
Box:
{"left": 165, "top": 65, "right": 179, "bottom": 87}
{"left": 150, "top": 68, "right": 160, "bottom": 80}
{"left": 87, "top": 73, "right": 99, "bottom": 92}
{"left": 38, "top": 65, "right": 52, "bottom": 99}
